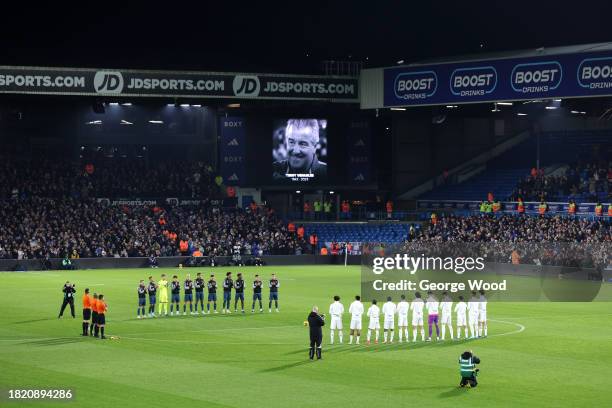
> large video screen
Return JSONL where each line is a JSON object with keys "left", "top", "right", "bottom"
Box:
{"left": 272, "top": 119, "right": 328, "bottom": 183}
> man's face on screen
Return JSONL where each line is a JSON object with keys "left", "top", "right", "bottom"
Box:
{"left": 286, "top": 127, "right": 317, "bottom": 171}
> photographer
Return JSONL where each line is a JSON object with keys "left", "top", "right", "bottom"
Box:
{"left": 58, "top": 281, "right": 76, "bottom": 318}
{"left": 307, "top": 306, "right": 325, "bottom": 360}
{"left": 459, "top": 350, "right": 481, "bottom": 388}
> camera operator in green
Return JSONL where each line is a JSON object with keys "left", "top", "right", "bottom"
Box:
{"left": 459, "top": 350, "right": 481, "bottom": 388}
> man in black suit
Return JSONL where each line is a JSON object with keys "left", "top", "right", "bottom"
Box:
{"left": 307, "top": 306, "right": 325, "bottom": 360}
{"left": 273, "top": 119, "right": 327, "bottom": 181}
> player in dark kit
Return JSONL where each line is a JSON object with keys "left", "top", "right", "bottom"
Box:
{"left": 147, "top": 276, "right": 157, "bottom": 317}
{"left": 137, "top": 280, "right": 147, "bottom": 319}
{"left": 207, "top": 274, "right": 218, "bottom": 314}
{"left": 222, "top": 272, "right": 233, "bottom": 314}
{"left": 252, "top": 274, "right": 263, "bottom": 313}
{"left": 269, "top": 273, "right": 280, "bottom": 313}
{"left": 183, "top": 274, "right": 194, "bottom": 315}
{"left": 234, "top": 272, "right": 245, "bottom": 313}
{"left": 97, "top": 294, "right": 108, "bottom": 339}
{"left": 82, "top": 288, "right": 92, "bottom": 336}
{"left": 194, "top": 272, "right": 205, "bottom": 314}
{"left": 58, "top": 281, "right": 76, "bottom": 318}
{"left": 307, "top": 306, "right": 325, "bottom": 360}
{"left": 170, "top": 275, "right": 181, "bottom": 316}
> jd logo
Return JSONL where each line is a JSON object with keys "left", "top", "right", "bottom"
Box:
{"left": 233, "top": 75, "right": 260, "bottom": 97}
{"left": 94, "top": 71, "right": 124, "bottom": 94}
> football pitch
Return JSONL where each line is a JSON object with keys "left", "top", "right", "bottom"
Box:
{"left": 1, "top": 265, "right": 611, "bottom": 408}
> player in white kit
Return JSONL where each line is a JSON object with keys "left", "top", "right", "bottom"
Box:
{"left": 467, "top": 291, "right": 480, "bottom": 339}
{"left": 329, "top": 295, "right": 344, "bottom": 344}
{"left": 366, "top": 299, "right": 380, "bottom": 344}
{"left": 396, "top": 294, "right": 410, "bottom": 343}
{"left": 410, "top": 292, "right": 425, "bottom": 342}
{"left": 382, "top": 296, "right": 397, "bottom": 343}
{"left": 440, "top": 291, "right": 454, "bottom": 340}
{"left": 478, "top": 290, "right": 488, "bottom": 337}
{"left": 348, "top": 295, "right": 364, "bottom": 344}
{"left": 454, "top": 295, "right": 468, "bottom": 339}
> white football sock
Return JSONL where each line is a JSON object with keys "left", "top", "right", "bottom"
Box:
{"left": 449, "top": 326, "right": 454, "bottom": 340}
{"left": 356, "top": 336, "right": 360, "bottom": 344}
{"left": 375, "top": 330, "right": 379, "bottom": 341}
{"left": 421, "top": 329, "right": 425, "bottom": 341}
{"left": 390, "top": 331, "right": 394, "bottom": 342}
{"left": 413, "top": 328, "right": 417, "bottom": 342}
{"left": 367, "top": 330, "right": 371, "bottom": 342}
{"left": 330, "top": 331, "right": 334, "bottom": 344}
{"left": 383, "top": 332, "right": 388, "bottom": 342}
{"left": 349, "top": 335, "right": 353, "bottom": 344}
{"left": 484, "top": 326, "right": 487, "bottom": 337}
{"left": 398, "top": 330, "right": 403, "bottom": 341}
{"left": 338, "top": 332, "right": 343, "bottom": 343}
{"left": 442, "top": 325, "right": 446, "bottom": 340}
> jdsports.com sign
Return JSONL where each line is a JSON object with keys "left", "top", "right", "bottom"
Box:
{"left": 0, "top": 66, "right": 358, "bottom": 102}
{"left": 383, "top": 49, "right": 612, "bottom": 107}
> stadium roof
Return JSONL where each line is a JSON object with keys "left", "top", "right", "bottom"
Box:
{"left": 401, "top": 42, "right": 612, "bottom": 67}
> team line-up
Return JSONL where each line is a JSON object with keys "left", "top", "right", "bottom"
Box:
{"left": 324, "top": 291, "right": 488, "bottom": 345}
{"left": 136, "top": 272, "right": 281, "bottom": 317}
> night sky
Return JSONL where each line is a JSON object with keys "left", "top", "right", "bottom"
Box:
{"left": 2, "top": 1, "right": 612, "bottom": 74}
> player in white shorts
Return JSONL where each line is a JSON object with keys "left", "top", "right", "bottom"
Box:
{"left": 366, "top": 299, "right": 380, "bottom": 344}
{"left": 478, "top": 290, "right": 488, "bottom": 337}
{"left": 348, "top": 295, "right": 364, "bottom": 344}
{"left": 410, "top": 292, "right": 425, "bottom": 342}
{"left": 440, "top": 291, "right": 454, "bottom": 340}
{"left": 467, "top": 291, "right": 480, "bottom": 339}
{"left": 328, "top": 295, "right": 344, "bottom": 344}
{"left": 382, "top": 296, "right": 397, "bottom": 343}
{"left": 396, "top": 294, "right": 410, "bottom": 343}
{"left": 454, "top": 295, "right": 468, "bottom": 339}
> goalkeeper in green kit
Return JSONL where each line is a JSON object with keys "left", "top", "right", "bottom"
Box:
{"left": 459, "top": 350, "right": 481, "bottom": 388}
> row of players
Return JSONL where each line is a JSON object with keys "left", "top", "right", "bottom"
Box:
{"left": 325, "top": 291, "right": 488, "bottom": 345}
{"left": 137, "top": 272, "right": 281, "bottom": 317}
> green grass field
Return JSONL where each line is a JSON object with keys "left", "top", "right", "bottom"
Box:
{"left": 1, "top": 265, "right": 611, "bottom": 407}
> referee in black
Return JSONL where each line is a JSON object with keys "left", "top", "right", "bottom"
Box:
{"left": 307, "top": 306, "right": 325, "bottom": 360}
{"left": 58, "top": 281, "right": 76, "bottom": 318}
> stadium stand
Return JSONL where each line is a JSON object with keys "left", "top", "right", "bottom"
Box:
{"left": 420, "top": 130, "right": 611, "bottom": 202}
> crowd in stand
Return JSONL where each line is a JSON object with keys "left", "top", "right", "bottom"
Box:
{"left": 0, "top": 198, "right": 307, "bottom": 260}
{"left": 407, "top": 213, "right": 610, "bottom": 268}
{"left": 510, "top": 162, "right": 612, "bottom": 202}
{"left": 0, "top": 155, "right": 216, "bottom": 200}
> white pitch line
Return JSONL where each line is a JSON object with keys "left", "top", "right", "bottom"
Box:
{"left": 487, "top": 319, "right": 526, "bottom": 337}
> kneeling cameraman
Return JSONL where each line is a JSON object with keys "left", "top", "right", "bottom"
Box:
{"left": 459, "top": 350, "right": 481, "bottom": 388}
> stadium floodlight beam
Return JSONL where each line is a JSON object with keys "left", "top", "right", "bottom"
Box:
{"left": 553, "top": 99, "right": 562, "bottom": 102}
{"left": 497, "top": 102, "right": 513, "bottom": 106}
{"left": 545, "top": 106, "right": 558, "bottom": 110}
{"left": 180, "top": 104, "right": 190, "bottom": 107}
{"left": 120, "top": 120, "right": 133, "bottom": 125}
{"left": 396, "top": 59, "right": 404, "bottom": 64}
{"left": 390, "top": 107, "right": 406, "bottom": 111}
{"left": 109, "top": 102, "right": 119, "bottom": 106}
{"left": 445, "top": 105, "right": 458, "bottom": 109}
{"left": 122, "top": 103, "right": 132, "bottom": 106}
{"left": 192, "top": 104, "right": 202, "bottom": 107}
{"left": 148, "top": 120, "right": 164, "bottom": 124}
{"left": 517, "top": 113, "right": 528, "bottom": 116}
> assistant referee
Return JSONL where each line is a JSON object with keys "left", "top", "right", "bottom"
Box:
{"left": 307, "top": 306, "right": 325, "bottom": 360}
